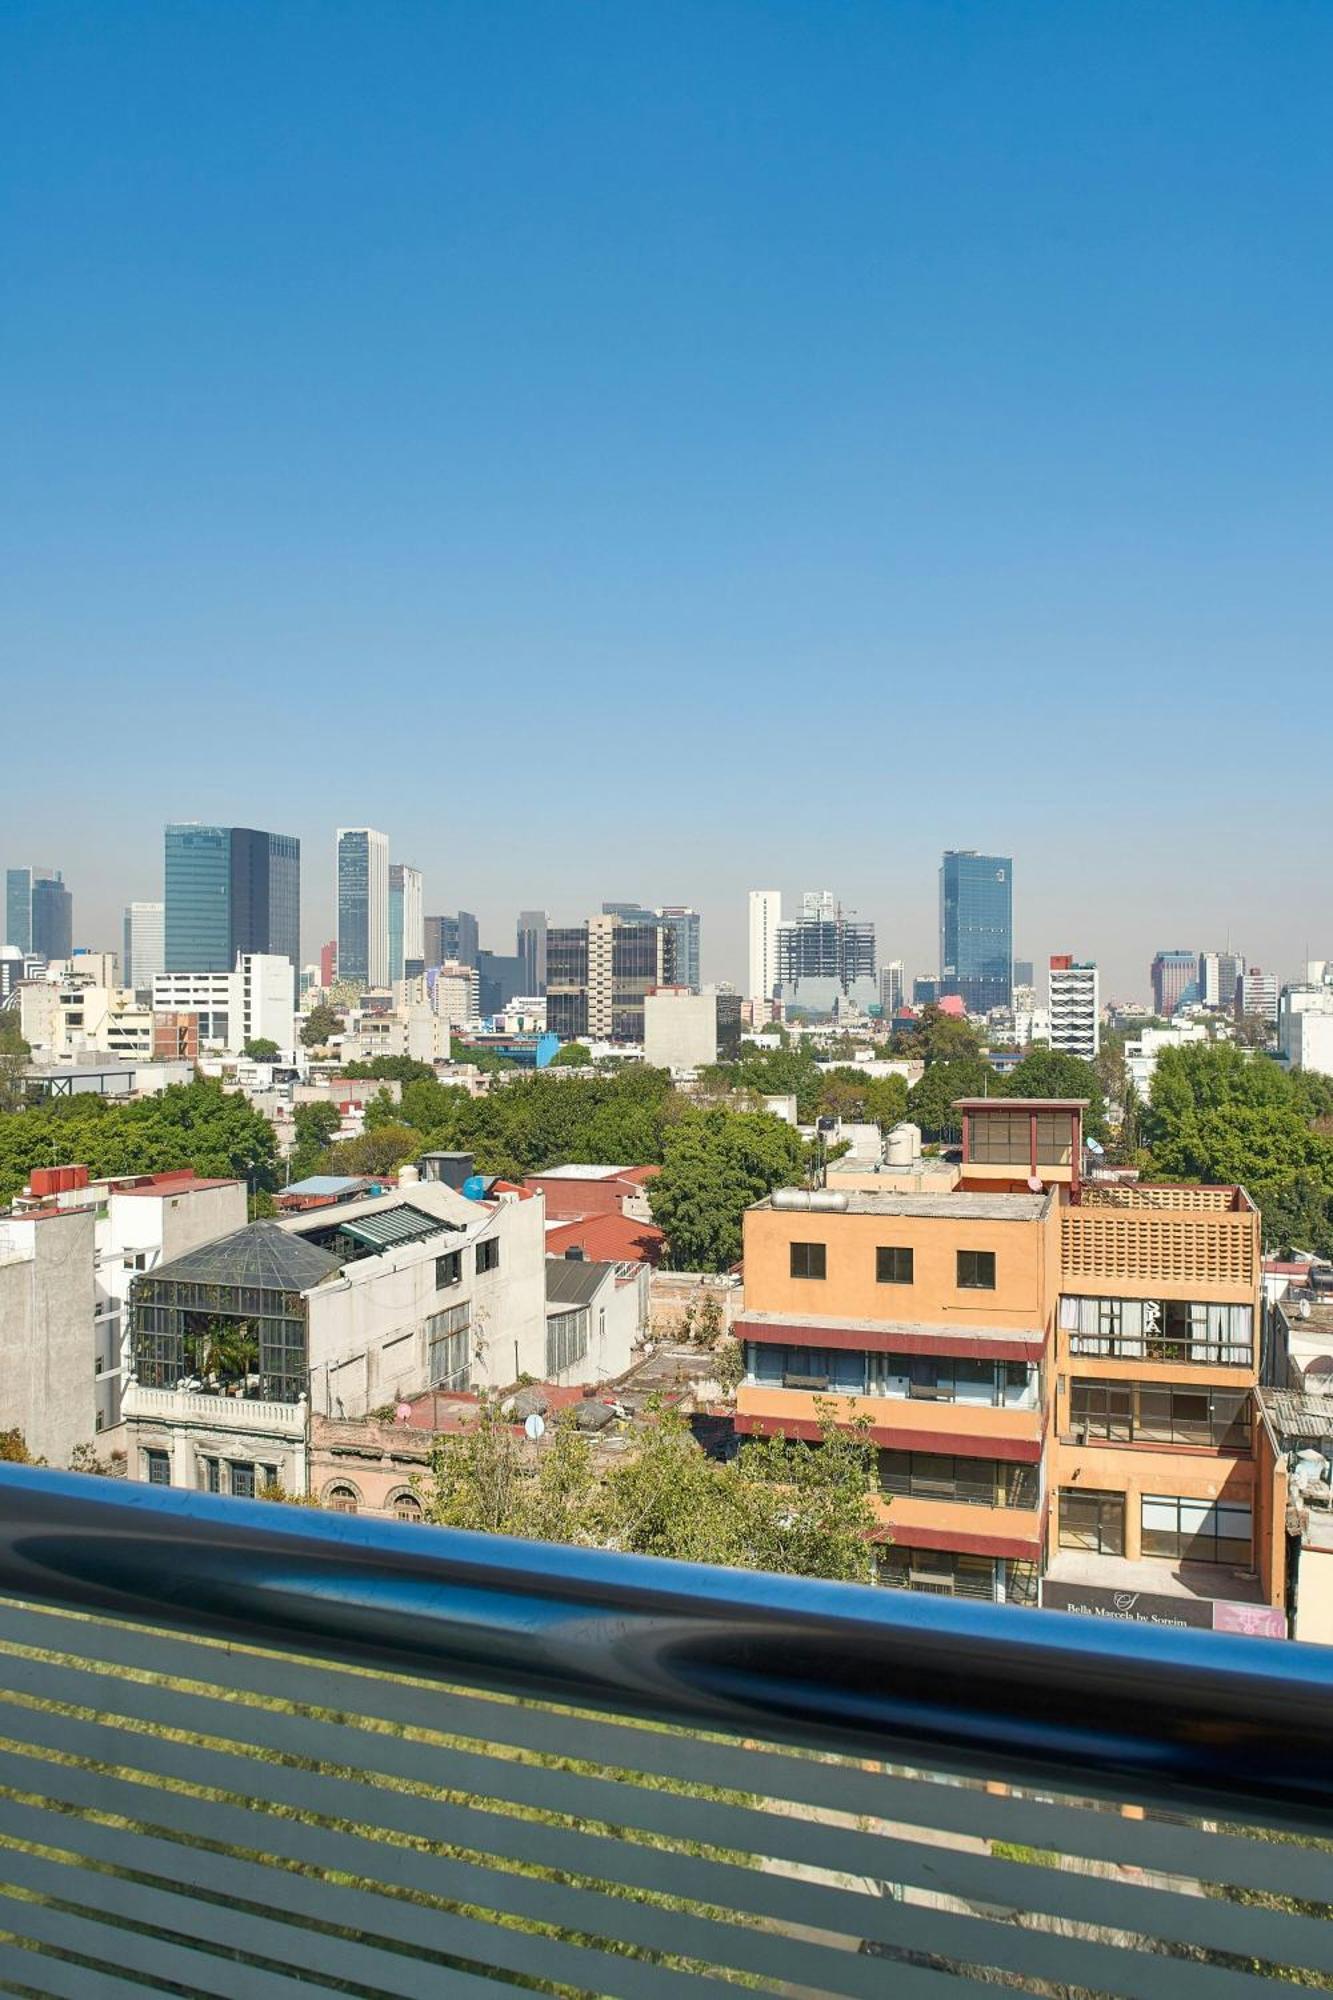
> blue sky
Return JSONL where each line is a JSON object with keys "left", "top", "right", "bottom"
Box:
{"left": 3, "top": 1, "right": 1330, "bottom": 1001}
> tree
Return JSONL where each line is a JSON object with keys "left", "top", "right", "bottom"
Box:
{"left": 0, "top": 1014, "right": 30, "bottom": 1115}
{"left": 549, "top": 1042, "right": 592, "bottom": 1068}
{"left": 1002, "top": 1049, "right": 1108, "bottom": 1143}
{"left": 289, "top": 1100, "right": 342, "bottom": 1181}
{"left": 327, "top": 1124, "right": 422, "bottom": 1179}
{"left": 918, "top": 1008, "right": 983, "bottom": 1067}
{"left": 0, "top": 1078, "right": 279, "bottom": 1207}
{"left": 339, "top": 1057, "right": 436, "bottom": 1085}
{"left": 242, "top": 1038, "right": 281, "bottom": 1062}
{"left": 907, "top": 1058, "right": 993, "bottom": 1140}
{"left": 300, "top": 1004, "right": 344, "bottom": 1050}
{"left": 419, "top": 1401, "right": 879, "bottom": 1585}
{"left": 648, "top": 1107, "right": 807, "bottom": 1271}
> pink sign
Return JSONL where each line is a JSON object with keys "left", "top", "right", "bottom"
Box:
{"left": 1212, "top": 1600, "right": 1287, "bottom": 1639}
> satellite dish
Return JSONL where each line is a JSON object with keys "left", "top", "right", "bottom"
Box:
{"left": 524, "top": 1414, "right": 546, "bottom": 1441}
{"left": 1027, "top": 1175, "right": 1044, "bottom": 1193}
{"left": 394, "top": 1401, "right": 412, "bottom": 1423}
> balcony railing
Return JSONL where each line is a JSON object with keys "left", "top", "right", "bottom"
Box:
{"left": 0, "top": 1463, "right": 1331, "bottom": 1993}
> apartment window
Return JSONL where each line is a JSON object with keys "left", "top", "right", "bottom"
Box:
{"left": 392, "top": 1492, "right": 423, "bottom": 1522}
{"left": 1141, "top": 1496, "right": 1252, "bottom": 1566}
{"left": 229, "top": 1462, "right": 256, "bottom": 1500}
{"left": 1058, "top": 1488, "right": 1125, "bottom": 1557}
{"left": 547, "top": 1308, "right": 589, "bottom": 1377}
{"left": 200, "top": 1457, "right": 221, "bottom": 1494}
{"left": 746, "top": 1344, "right": 868, "bottom": 1394}
{"left": 878, "top": 1548, "right": 998, "bottom": 1601}
{"left": 476, "top": 1238, "right": 500, "bottom": 1276}
{"left": 1071, "top": 1380, "right": 1250, "bottom": 1452}
{"left": 435, "top": 1251, "right": 462, "bottom": 1289}
{"left": 1061, "top": 1296, "right": 1253, "bottom": 1367}
{"left": 790, "top": 1241, "right": 826, "bottom": 1281}
{"left": 327, "top": 1485, "right": 359, "bottom": 1515}
{"left": 876, "top": 1246, "right": 914, "bottom": 1285}
{"left": 145, "top": 1449, "right": 170, "bottom": 1487}
{"left": 428, "top": 1303, "right": 471, "bottom": 1389}
{"left": 877, "top": 1451, "right": 1037, "bottom": 1510}
{"left": 957, "top": 1250, "right": 996, "bottom": 1291}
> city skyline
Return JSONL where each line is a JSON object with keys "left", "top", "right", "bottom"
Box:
{"left": 5, "top": 5, "right": 1330, "bottom": 1003}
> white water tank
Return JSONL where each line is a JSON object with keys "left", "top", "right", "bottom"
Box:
{"left": 398, "top": 1162, "right": 421, "bottom": 1186}
{"left": 883, "top": 1122, "right": 922, "bottom": 1168}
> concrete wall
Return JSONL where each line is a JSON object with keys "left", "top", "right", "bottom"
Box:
{"left": 0, "top": 1208, "right": 96, "bottom": 1464}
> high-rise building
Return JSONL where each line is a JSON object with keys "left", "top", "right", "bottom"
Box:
{"left": 123, "top": 902, "right": 165, "bottom": 993}
{"left": 1048, "top": 957, "right": 1100, "bottom": 1061}
{"left": 777, "top": 895, "right": 875, "bottom": 997}
{"left": 1150, "top": 950, "right": 1198, "bottom": 1018}
{"left": 655, "top": 908, "right": 700, "bottom": 992}
{"left": 1013, "top": 959, "right": 1035, "bottom": 990}
{"left": 387, "top": 864, "right": 424, "bottom": 982}
{"left": 456, "top": 912, "right": 479, "bottom": 968}
{"left": 1199, "top": 950, "right": 1246, "bottom": 1013}
{"left": 319, "top": 940, "right": 337, "bottom": 988}
{"left": 516, "top": 910, "right": 548, "bottom": 994}
{"left": 546, "top": 913, "right": 668, "bottom": 1042}
{"left": 939, "top": 851, "right": 1013, "bottom": 1014}
{"left": 335, "top": 828, "right": 390, "bottom": 988}
{"left": 26, "top": 875, "right": 73, "bottom": 963}
{"left": 1236, "top": 967, "right": 1279, "bottom": 1025}
{"left": 879, "top": 961, "right": 905, "bottom": 1015}
{"left": 747, "top": 891, "right": 782, "bottom": 1006}
{"left": 5, "top": 868, "right": 65, "bottom": 957}
{"left": 423, "top": 916, "right": 451, "bottom": 968}
{"left": 164, "top": 826, "right": 299, "bottom": 974}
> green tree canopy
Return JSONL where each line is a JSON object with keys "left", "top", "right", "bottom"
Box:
{"left": 242, "top": 1038, "right": 281, "bottom": 1062}
{"left": 648, "top": 1106, "right": 806, "bottom": 1271}
{"left": 906, "top": 1057, "right": 993, "bottom": 1140}
{"left": 300, "top": 1004, "right": 344, "bottom": 1050}
{"left": 0, "top": 1078, "right": 278, "bottom": 1205}
{"left": 420, "top": 1402, "right": 878, "bottom": 1585}
{"left": 548, "top": 1042, "right": 592, "bottom": 1068}
{"left": 1001, "top": 1049, "right": 1108, "bottom": 1142}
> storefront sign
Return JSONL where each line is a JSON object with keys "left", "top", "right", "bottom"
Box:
{"left": 1041, "top": 1580, "right": 1286, "bottom": 1638}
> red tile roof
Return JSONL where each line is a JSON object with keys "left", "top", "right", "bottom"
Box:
{"left": 546, "top": 1212, "right": 665, "bottom": 1266}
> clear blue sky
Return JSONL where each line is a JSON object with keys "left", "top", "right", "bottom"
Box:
{"left": 4, "top": 1, "right": 1330, "bottom": 1001}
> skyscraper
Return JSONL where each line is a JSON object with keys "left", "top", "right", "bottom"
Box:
{"left": 1199, "top": 950, "right": 1246, "bottom": 1013}
{"left": 939, "top": 851, "right": 1013, "bottom": 1014}
{"left": 747, "top": 890, "right": 782, "bottom": 1005}
{"left": 388, "top": 864, "right": 425, "bottom": 982}
{"left": 546, "top": 913, "right": 668, "bottom": 1042}
{"left": 656, "top": 907, "right": 701, "bottom": 992}
{"left": 879, "top": 961, "right": 905, "bottom": 1015}
{"left": 123, "top": 902, "right": 165, "bottom": 993}
{"left": 336, "top": 829, "right": 390, "bottom": 988}
{"left": 516, "top": 910, "right": 548, "bottom": 994}
{"left": 164, "top": 826, "right": 300, "bottom": 973}
{"left": 1150, "top": 950, "right": 1198, "bottom": 1017}
{"left": 5, "top": 867, "right": 65, "bottom": 956}
{"left": 30, "top": 875, "right": 73, "bottom": 963}
{"left": 456, "top": 912, "right": 479, "bottom": 968}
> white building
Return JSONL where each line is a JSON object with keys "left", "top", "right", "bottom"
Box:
{"left": 429, "top": 961, "right": 481, "bottom": 1028}
{"left": 151, "top": 953, "right": 296, "bottom": 1056}
{"left": 544, "top": 1254, "right": 647, "bottom": 1384}
{"left": 1199, "top": 949, "right": 1245, "bottom": 1013}
{"left": 119, "top": 1178, "right": 551, "bottom": 1495}
{"left": 1125, "top": 1021, "right": 1210, "bottom": 1098}
{"left": 747, "top": 889, "right": 782, "bottom": 1006}
{"left": 1047, "top": 957, "right": 1100, "bottom": 1060}
{"left": 19, "top": 976, "right": 153, "bottom": 1060}
{"left": 1236, "top": 967, "right": 1279, "bottom": 1025}
{"left": 878, "top": 961, "right": 905, "bottom": 1015}
{"left": 1280, "top": 978, "right": 1333, "bottom": 1077}
{"left": 123, "top": 902, "right": 165, "bottom": 993}
{"left": 643, "top": 987, "right": 742, "bottom": 1072}
{"left": 341, "top": 1008, "right": 454, "bottom": 1066}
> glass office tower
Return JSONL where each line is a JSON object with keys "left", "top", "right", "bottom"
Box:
{"left": 939, "top": 851, "right": 1013, "bottom": 1014}
{"left": 30, "top": 876, "right": 73, "bottom": 962}
{"left": 165, "top": 826, "right": 301, "bottom": 973}
{"left": 336, "top": 829, "right": 389, "bottom": 988}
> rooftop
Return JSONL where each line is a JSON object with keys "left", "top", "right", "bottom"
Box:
{"left": 759, "top": 1189, "right": 1052, "bottom": 1221}
{"left": 147, "top": 1221, "right": 343, "bottom": 1293}
{"left": 952, "top": 1097, "right": 1090, "bottom": 1112}
{"left": 1260, "top": 1388, "right": 1333, "bottom": 1445}
{"left": 528, "top": 1164, "right": 656, "bottom": 1182}
{"left": 545, "top": 1212, "right": 665, "bottom": 1265}
{"left": 281, "top": 1175, "right": 371, "bottom": 1198}
{"left": 545, "top": 1257, "right": 620, "bottom": 1308}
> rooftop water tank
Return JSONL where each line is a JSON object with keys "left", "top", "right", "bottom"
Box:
{"left": 462, "top": 1174, "right": 488, "bottom": 1202}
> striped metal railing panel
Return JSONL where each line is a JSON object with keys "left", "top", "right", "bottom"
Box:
{"left": 0, "top": 1469, "right": 1328, "bottom": 1994}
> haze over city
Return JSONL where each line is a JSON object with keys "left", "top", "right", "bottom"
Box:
{"left": 5, "top": 5, "right": 1331, "bottom": 997}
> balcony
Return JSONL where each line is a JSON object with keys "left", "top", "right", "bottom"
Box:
{"left": 0, "top": 1464, "right": 1331, "bottom": 1993}
{"left": 121, "top": 1381, "right": 308, "bottom": 1435}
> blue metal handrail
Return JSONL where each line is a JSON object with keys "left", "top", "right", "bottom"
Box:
{"left": 0, "top": 1463, "right": 1328, "bottom": 1832}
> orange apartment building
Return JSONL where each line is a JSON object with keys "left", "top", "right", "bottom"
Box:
{"left": 735, "top": 1098, "right": 1288, "bottom": 1630}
